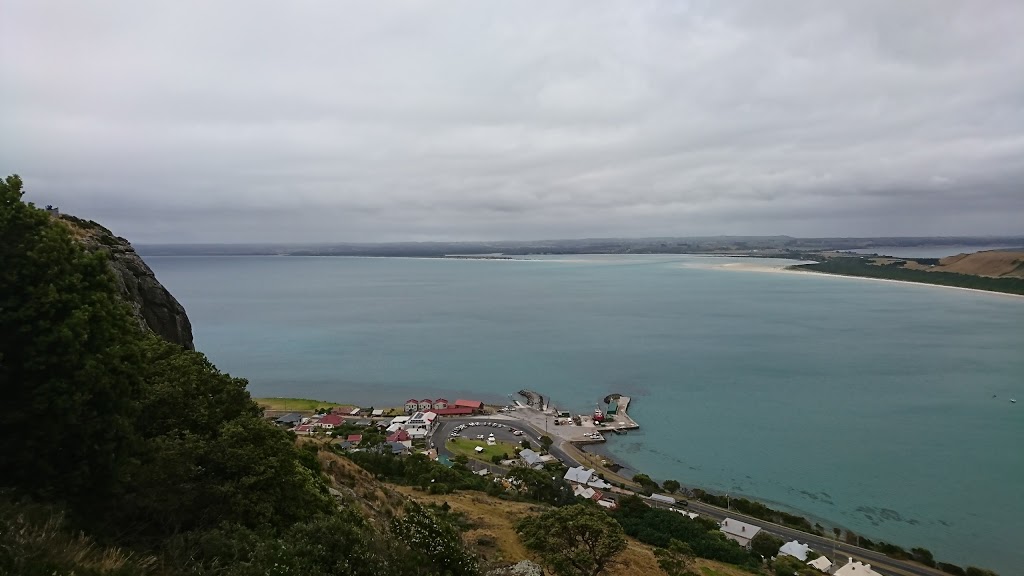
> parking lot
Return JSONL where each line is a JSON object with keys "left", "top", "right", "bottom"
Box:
{"left": 440, "top": 419, "right": 533, "bottom": 449}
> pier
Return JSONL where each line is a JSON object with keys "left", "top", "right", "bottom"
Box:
{"left": 505, "top": 391, "right": 639, "bottom": 445}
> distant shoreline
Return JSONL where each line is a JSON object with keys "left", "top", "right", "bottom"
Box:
{"left": 714, "top": 261, "right": 1024, "bottom": 300}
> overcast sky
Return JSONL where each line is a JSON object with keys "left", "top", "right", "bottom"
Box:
{"left": 2, "top": 1, "right": 1023, "bottom": 242}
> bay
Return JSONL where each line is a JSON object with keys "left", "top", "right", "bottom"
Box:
{"left": 146, "top": 254, "right": 1023, "bottom": 572}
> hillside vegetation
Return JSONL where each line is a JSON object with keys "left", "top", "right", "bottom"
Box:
{"left": 0, "top": 175, "right": 481, "bottom": 576}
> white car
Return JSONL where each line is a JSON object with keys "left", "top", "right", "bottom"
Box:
{"left": 476, "top": 434, "right": 485, "bottom": 439}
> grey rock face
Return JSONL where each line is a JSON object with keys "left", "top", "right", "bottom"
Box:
{"left": 61, "top": 215, "right": 194, "bottom": 350}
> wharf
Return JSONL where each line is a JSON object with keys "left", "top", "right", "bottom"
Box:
{"left": 505, "top": 391, "right": 639, "bottom": 444}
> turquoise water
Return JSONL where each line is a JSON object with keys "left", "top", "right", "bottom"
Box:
{"left": 146, "top": 254, "right": 1023, "bottom": 572}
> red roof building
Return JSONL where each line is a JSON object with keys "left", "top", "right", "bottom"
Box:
{"left": 387, "top": 429, "right": 411, "bottom": 443}
{"left": 454, "top": 399, "right": 484, "bottom": 410}
{"left": 432, "top": 407, "right": 475, "bottom": 416}
{"left": 347, "top": 434, "right": 363, "bottom": 444}
{"left": 317, "top": 414, "right": 344, "bottom": 428}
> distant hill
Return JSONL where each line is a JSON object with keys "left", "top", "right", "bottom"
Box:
{"left": 932, "top": 251, "right": 1024, "bottom": 278}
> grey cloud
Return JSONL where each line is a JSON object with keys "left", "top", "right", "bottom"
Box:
{"left": 2, "top": 0, "right": 1023, "bottom": 242}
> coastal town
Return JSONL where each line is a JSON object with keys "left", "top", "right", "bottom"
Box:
{"left": 263, "top": 391, "right": 908, "bottom": 576}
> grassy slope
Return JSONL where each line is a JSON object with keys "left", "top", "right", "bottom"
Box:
{"left": 392, "top": 486, "right": 756, "bottom": 576}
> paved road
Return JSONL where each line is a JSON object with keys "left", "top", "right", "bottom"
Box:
{"left": 639, "top": 497, "right": 944, "bottom": 576}
{"left": 433, "top": 415, "right": 942, "bottom": 576}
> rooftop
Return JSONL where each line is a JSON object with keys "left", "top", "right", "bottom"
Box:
{"left": 720, "top": 518, "right": 761, "bottom": 540}
{"left": 778, "top": 540, "right": 811, "bottom": 561}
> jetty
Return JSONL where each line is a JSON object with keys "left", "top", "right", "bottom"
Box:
{"left": 505, "top": 391, "right": 639, "bottom": 445}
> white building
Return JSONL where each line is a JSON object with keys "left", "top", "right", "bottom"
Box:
{"left": 719, "top": 518, "right": 761, "bottom": 547}
{"left": 564, "top": 466, "right": 595, "bottom": 485}
{"left": 807, "top": 556, "right": 833, "bottom": 573}
{"left": 778, "top": 540, "right": 811, "bottom": 561}
{"left": 405, "top": 411, "right": 434, "bottom": 440}
{"left": 519, "top": 449, "right": 544, "bottom": 469}
{"left": 834, "top": 559, "right": 882, "bottom": 576}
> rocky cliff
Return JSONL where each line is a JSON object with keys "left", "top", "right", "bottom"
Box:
{"left": 58, "top": 214, "right": 195, "bottom": 350}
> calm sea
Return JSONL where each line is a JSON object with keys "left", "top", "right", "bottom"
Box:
{"left": 146, "top": 254, "right": 1023, "bottom": 572}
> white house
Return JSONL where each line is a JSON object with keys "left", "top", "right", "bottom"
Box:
{"left": 778, "top": 540, "right": 811, "bottom": 561}
{"left": 719, "top": 518, "right": 761, "bottom": 548}
{"left": 834, "top": 559, "right": 882, "bottom": 576}
{"left": 519, "top": 449, "right": 544, "bottom": 469}
{"left": 405, "top": 412, "right": 434, "bottom": 439}
{"left": 564, "top": 466, "right": 595, "bottom": 485}
{"left": 807, "top": 556, "right": 833, "bottom": 573}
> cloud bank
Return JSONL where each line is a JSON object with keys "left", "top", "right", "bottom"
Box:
{"left": 2, "top": 0, "right": 1023, "bottom": 242}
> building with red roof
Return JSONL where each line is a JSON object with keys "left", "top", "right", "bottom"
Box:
{"left": 454, "top": 399, "right": 484, "bottom": 411}
{"left": 417, "top": 398, "right": 434, "bottom": 411}
{"left": 432, "top": 407, "right": 475, "bottom": 416}
{"left": 404, "top": 399, "right": 420, "bottom": 413}
{"left": 387, "top": 429, "right": 410, "bottom": 442}
{"left": 316, "top": 414, "right": 344, "bottom": 429}
{"left": 346, "top": 434, "right": 363, "bottom": 444}
{"left": 433, "top": 398, "right": 449, "bottom": 409}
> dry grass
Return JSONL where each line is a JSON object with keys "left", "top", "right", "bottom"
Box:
{"left": 393, "top": 486, "right": 756, "bottom": 576}
{"left": 0, "top": 498, "right": 159, "bottom": 575}
{"left": 936, "top": 251, "right": 1024, "bottom": 278}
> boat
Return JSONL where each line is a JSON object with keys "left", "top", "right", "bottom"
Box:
{"left": 1011, "top": 398, "right": 1017, "bottom": 404}
{"left": 592, "top": 406, "right": 605, "bottom": 423}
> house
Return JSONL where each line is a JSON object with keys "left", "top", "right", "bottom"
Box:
{"left": 719, "top": 518, "right": 761, "bottom": 548}
{"left": 371, "top": 409, "right": 384, "bottom": 417}
{"left": 564, "top": 466, "right": 595, "bottom": 485}
{"left": 405, "top": 411, "right": 434, "bottom": 439}
{"left": 389, "top": 442, "right": 409, "bottom": 455}
{"left": 778, "top": 540, "right": 811, "bottom": 561}
{"left": 348, "top": 407, "right": 360, "bottom": 416}
{"left": 519, "top": 449, "right": 544, "bottom": 469}
{"left": 387, "top": 429, "right": 412, "bottom": 446}
{"left": 293, "top": 424, "right": 315, "bottom": 435}
{"left": 390, "top": 415, "right": 411, "bottom": 426}
{"left": 573, "top": 485, "right": 603, "bottom": 501}
{"left": 418, "top": 398, "right": 434, "bottom": 411}
{"left": 355, "top": 420, "right": 373, "bottom": 427}
{"left": 596, "top": 499, "right": 617, "bottom": 510}
{"left": 316, "top": 414, "right": 344, "bottom": 429}
{"left": 275, "top": 413, "right": 302, "bottom": 426}
{"left": 807, "top": 556, "right": 833, "bottom": 573}
{"left": 405, "top": 399, "right": 420, "bottom": 413}
{"left": 336, "top": 441, "right": 353, "bottom": 450}
{"left": 454, "top": 399, "right": 484, "bottom": 411}
{"left": 432, "top": 407, "right": 475, "bottom": 416}
{"left": 346, "top": 434, "right": 363, "bottom": 444}
{"left": 834, "top": 559, "right": 882, "bottom": 576}
{"left": 587, "top": 477, "right": 613, "bottom": 490}
{"left": 433, "top": 398, "right": 449, "bottom": 409}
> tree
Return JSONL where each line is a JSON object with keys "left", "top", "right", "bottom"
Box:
{"left": 911, "top": 547, "right": 936, "bottom": 567}
{"left": 654, "top": 539, "right": 698, "bottom": 576}
{"left": 393, "top": 503, "right": 479, "bottom": 576}
{"left": 0, "top": 174, "right": 145, "bottom": 513}
{"left": 750, "top": 531, "right": 784, "bottom": 559}
{"left": 662, "top": 479, "right": 681, "bottom": 493}
{"left": 539, "top": 435, "right": 554, "bottom": 449}
{"left": 517, "top": 504, "right": 626, "bottom": 576}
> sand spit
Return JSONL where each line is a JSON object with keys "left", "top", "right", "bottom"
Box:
{"left": 713, "top": 261, "right": 1024, "bottom": 300}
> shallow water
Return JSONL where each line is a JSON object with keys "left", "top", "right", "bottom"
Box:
{"left": 147, "top": 254, "right": 1023, "bottom": 572}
